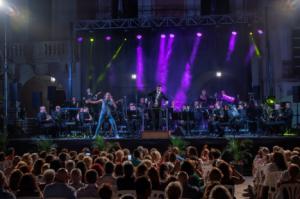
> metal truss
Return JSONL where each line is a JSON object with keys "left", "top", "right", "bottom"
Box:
{"left": 74, "top": 15, "right": 261, "bottom": 31}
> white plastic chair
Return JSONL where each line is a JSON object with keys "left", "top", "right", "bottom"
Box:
{"left": 223, "top": 185, "right": 235, "bottom": 197}
{"left": 263, "top": 171, "right": 283, "bottom": 199}
{"left": 17, "top": 197, "right": 41, "bottom": 199}
{"left": 116, "top": 190, "right": 136, "bottom": 198}
{"left": 274, "top": 182, "right": 300, "bottom": 199}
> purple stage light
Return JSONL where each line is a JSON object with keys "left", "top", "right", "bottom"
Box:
{"left": 77, "top": 37, "right": 83, "bottom": 43}
{"left": 257, "top": 29, "right": 264, "bottom": 35}
{"left": 136, "top": 46, "right": 144, "bottom": 91}
{"left": 196, "top": 32, "right": 202, "bottom": 37}
{"left": 174, "top": 36, "right": 201, "bottom": 109}
{"left": 161, "top": 34, "right": 166, "bottom": 38}
{"left": 169, "top": 33, "right": 175, "bottom": 38}
{"left": 226, "top": 31, "right": 238, "bottom": 62}
{"left": 105, "top": 36, "right": 111, "bottom": 41}
{"left": 136, "top": 34, "right": 142, "bottom": 40}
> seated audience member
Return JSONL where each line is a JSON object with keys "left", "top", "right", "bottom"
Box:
{"left": 66, "top": 160, "right": 76, "bottom": 173}
{"left": 43, "top": 168, "right": 76, "bottom": 199}
{"left": 203, "top": 167, "right": 223, "bottom": 199}
{"left": 0, "top": 170, "right": 16, "bottom": 199}
{"left": 147, "top": 167, "right": 162, "bottom": 190}
{"left": 39, "top": 169, "right": 55, "bottom": 191}
{"left": 278, "top": 164, "right": 300, "bottom": 184}
{"left": 8, "top": 169, "right": 23, "bottom": 193}
{"left": 177, "top": 171, "right": 201, "bottom": 199}
{"left": 132, "top": 149, "right": 143, "bottom": 167}
{"left": 98, "top": 161, "right": 116, "bottom": 187}
{"left": 135, "top": 176, "right": 152, "bottom": 199}
{"left": 114, "top": 163, "right": 124, "bottom": 177}
{"left": 98, "top": 183, "right": 113, "bottom": 199}
{"left": 180, "top": 160, "right": 203, "bottom": 188}
{"left": 69, "top": 168, "right": 85, "bottom": 190}
{"left": 16, "top": 173, "right": 42, "bottom": 198}
{"left": 77, "top": 169, "right": 98, "bottom": 198}
{"left": 217, "top": 161, "right": 245, "bottom": 196}
{"left": 165, "top": 181, "right": 183, "bottom": 199}
{"left": 117, "top": 161, "right": 136, "bottom": 190}
{"left": 208, "top": 184, "right": 233, "bottom": 199}
{"left": 37, "top": 106, "right": 53, "bottom": 126}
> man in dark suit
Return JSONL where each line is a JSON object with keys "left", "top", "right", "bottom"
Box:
{"left": 147, "top": 85, "right": 168, "bottom": 130}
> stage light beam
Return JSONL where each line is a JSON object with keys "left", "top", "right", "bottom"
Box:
{"left": 196, "top": 32, "right": 202, "bottom": 37}
{"left": 105, "top": 36, "right": 111, "bottom": 41}
{"left": 131, "top": 74, "right": 137, "bottom": 80}
{"left": 226, "top": 31, "right": 238, "bottom": 62}
{"left": 90, "top": 37, "right": 94, "bottom": 43}
{"left": 136, "top": 45, "right": 144, "bottom": 91}
{"left": 216, "top": 71, "right": 222, "bottom": 78}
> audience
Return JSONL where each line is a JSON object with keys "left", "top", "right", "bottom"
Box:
{"left": 0, "top": 143, "right": 299, "bottom": 199}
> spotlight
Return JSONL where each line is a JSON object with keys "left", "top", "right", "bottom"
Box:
{"left": 196, "top": 32, "right": 202, "bottom": 37}
{"left": 169, "top": 33, "right": 175, "bottom": 38}
{"left": 257, "top": 29, "right": 264, "bottom": 35}
{"left": 77, "top": 37, "right": 83, "bottom": 43}
{"left": 124, "top": 38, "right": 127, "bottom": 41}
{"left": 0, "top": 0, "right": 3, "bottom": 7}
{"left": 216, "top": 71, "right": 222, "bottom": 78}
{"left": 161, "top": 34, "right": 166, "bottom": 38}
{"left": 50, "top": 77, "right": 56, "bottom": 83}
{"left": 232, "top": 31, "right": 237, "bottom": 35}
{"left": 136, "top": 34, "right": 142, "bottom": 40}
{"left": 131, "top": 74, "right": 137, "bottom": 80}
{"left": 105, "top": 36, "right": 111, "bottom": 41}
{"left": 89, "top": 37, "right": 95, "bottom": 43}
{"left": 249, "top": 32, "right": 253, "bottom": 36}
{"left": 266, "top": 96, "right": 276, "bottom": 106}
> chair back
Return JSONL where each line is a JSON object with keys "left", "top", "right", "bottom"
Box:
{"left": 223, "top": 185, "right": 235, "bottom": 196}
{"left": 117, "top": 190, "right": 136, "bottom": 198}
{"left": 274, "top": 182, "right": 300, "bottom": 199}
{"left": 17, "top": 197, "right": 41, "bottom": 199}
{"left": 264, "top": 171, "right": 283, "bottom": 188}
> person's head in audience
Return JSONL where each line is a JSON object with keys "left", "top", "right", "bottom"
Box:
{"left": 288, "top": 164, "right": 300, "bottom": 181}
{"left": 290, "top": 155, "right": 300, "bottom": 167}
{"left": 85, "top": 169, "right": 98, "bottom": 184}
{"left": 159, "top": 163, "right": 170, "bottom": 181}
{"left": 177, "top": 171, "right": 189, "bottom": 186}
{"left": 18, "top": 173, "right": 41, "bottom": 195}
{"left": 104, "top": 161, "right": 115, "bottom": 176}
{"left": 32, "top": 158, "right": 45, "bottom": 176}
{"left": 208, "top": 185, "right": 233, "bottom": 199}
{"left": 76, "top": 160, "right": 87, "bottom": 180}
{"left": 98, "top": 183, "right": 113, "bottom": 199}
{"left": 272, "top": 151, "right": 288, "bottom": 171}
{"left": 91, "top": 163, "right": 104, "bottom": 177}
{"left": 136, "top": 163, "right": 148, "bottom": 177}
{"left": 58, "top": 152, "right": 68, "bottom": 163}
{"left": 66, "top": 160, "right": 75, "bottom": 173}
{"left": 55, "top": 168, "right": 69, "bottom": 183}
{"left": 187, "top": 146, "right": 198, "bottom": 158}
{"left": 0, "top": 170, "right": 9, "bottom": 192}
{"left": 210, "top": 148, "right": 221, "bottom": 162}
{"left": 83, "top": 156, "right": 93, "bottom": 169}
{"left": 50, "top": 158, "right": 62, "bottom": 172}
{"left": 19, "top": 165, "right": 30, "bottom": 174}
{"left": 135, "top": 176, "right": 152, "bottom": 199}
{"left": 147, "top": 167, "right": 160, "bottom": 188}
{"left": 123, "top": 161, "right": 134, "bottom": 178}
{"left": 217, "top": 161, "right": 232, "bottom": 182}
{"left": 115, "top": 150, "right": 124, "bottom": 163}
{"left": 9, "top": 169, "right": 23, "bottom": 192}
{"left": 43, "top": 169, "right": 55, "bottom": 185}
{"left": 115, "top": 163, "right": 124, "bottom": 177}
{"left": 208, "top": 167, "right": 223, "bottom": 182}
{"left": 165, "top": 181, "right": 183, "bottom": 199}
{"left": 70, "top": 168, "right": 82, "bottom": 184}
{"left": 133, "top": 149, "right": 142, "bottom": 160}
{"left": 181, "top": 160, "right": 194, "bottom": 176}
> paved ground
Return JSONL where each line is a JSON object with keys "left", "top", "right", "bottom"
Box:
{"left": 235, "top": 176, "right": 253, "bottom": 199}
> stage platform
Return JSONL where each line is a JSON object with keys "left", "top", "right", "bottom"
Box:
{"left": 7, "top": 134, "right": 300, "bottom": 154}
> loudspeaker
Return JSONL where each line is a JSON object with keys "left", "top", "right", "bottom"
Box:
{"left": 293, "top": 86, "right": 300, "bottom": 103}
{"left": 47, "top": 86, "right": 56, "bottom": 102}
{"left": 141, "top": 131, "right": 170, "bottom": 139}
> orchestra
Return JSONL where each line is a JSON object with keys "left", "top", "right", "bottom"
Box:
{"left": 36, "top": 88, "right": 294, "bottom": 138}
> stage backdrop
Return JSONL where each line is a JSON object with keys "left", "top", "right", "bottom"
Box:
{"left": 77, "top": 26, "right": 254, "bottom": 105}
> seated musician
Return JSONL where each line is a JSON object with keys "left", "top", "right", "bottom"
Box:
{"left": 76, "top": 107, "right": 93, "bottom": 124}
{"left": 208, "top": 102, "right": 226, "bottom": 136}
{"left": 51, "top": 106, "right": 64, "bottom": 131}
{"left": 128, "top": 103, "right": 141, "bottom": 133}
{"left": 37, "top": 106, "right": 54, "bottom": 135}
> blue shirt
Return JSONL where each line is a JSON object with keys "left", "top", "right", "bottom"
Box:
{"left": 101, "top": 99, "right": 114, "bottom": 114}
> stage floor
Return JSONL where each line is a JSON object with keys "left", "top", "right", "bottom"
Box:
{"left": 7, "top": 134, "right": 300, "bottom": 154}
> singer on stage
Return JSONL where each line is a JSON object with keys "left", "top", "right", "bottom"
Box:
{"left": 147, "top": 85, "right": 168, "bottom": 130}
{"left": 87, "top": 92, "right": 118, "bottom": 138}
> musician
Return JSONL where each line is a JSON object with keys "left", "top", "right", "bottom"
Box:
{"left": 88, "top": 92, "right": 118, "bottom": 138}
{"left": 37, "top": 106, "right": 55, "bottom": 136}
{"left": 76, "top": 107, "right": 93, "bottom": 124}
{"left": 199, "top": 89, "right": 208, "bottom": 107}
{"left": 282, "top": 102, "right": 293, "bottom": 130}
{"left": 127, "top": 103, "right": 141, "bottom": 133}
{"left": 70, "top": 97, "right": 79, "bottom": 120}
{"left": 51, "top": 106, "right": 65, "bottom": 134}
{"left": 147, "top": 85, "right": 168, "bottom": 130}
{"left": 85, "top": 88, "right": 101, "bottom": 118}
